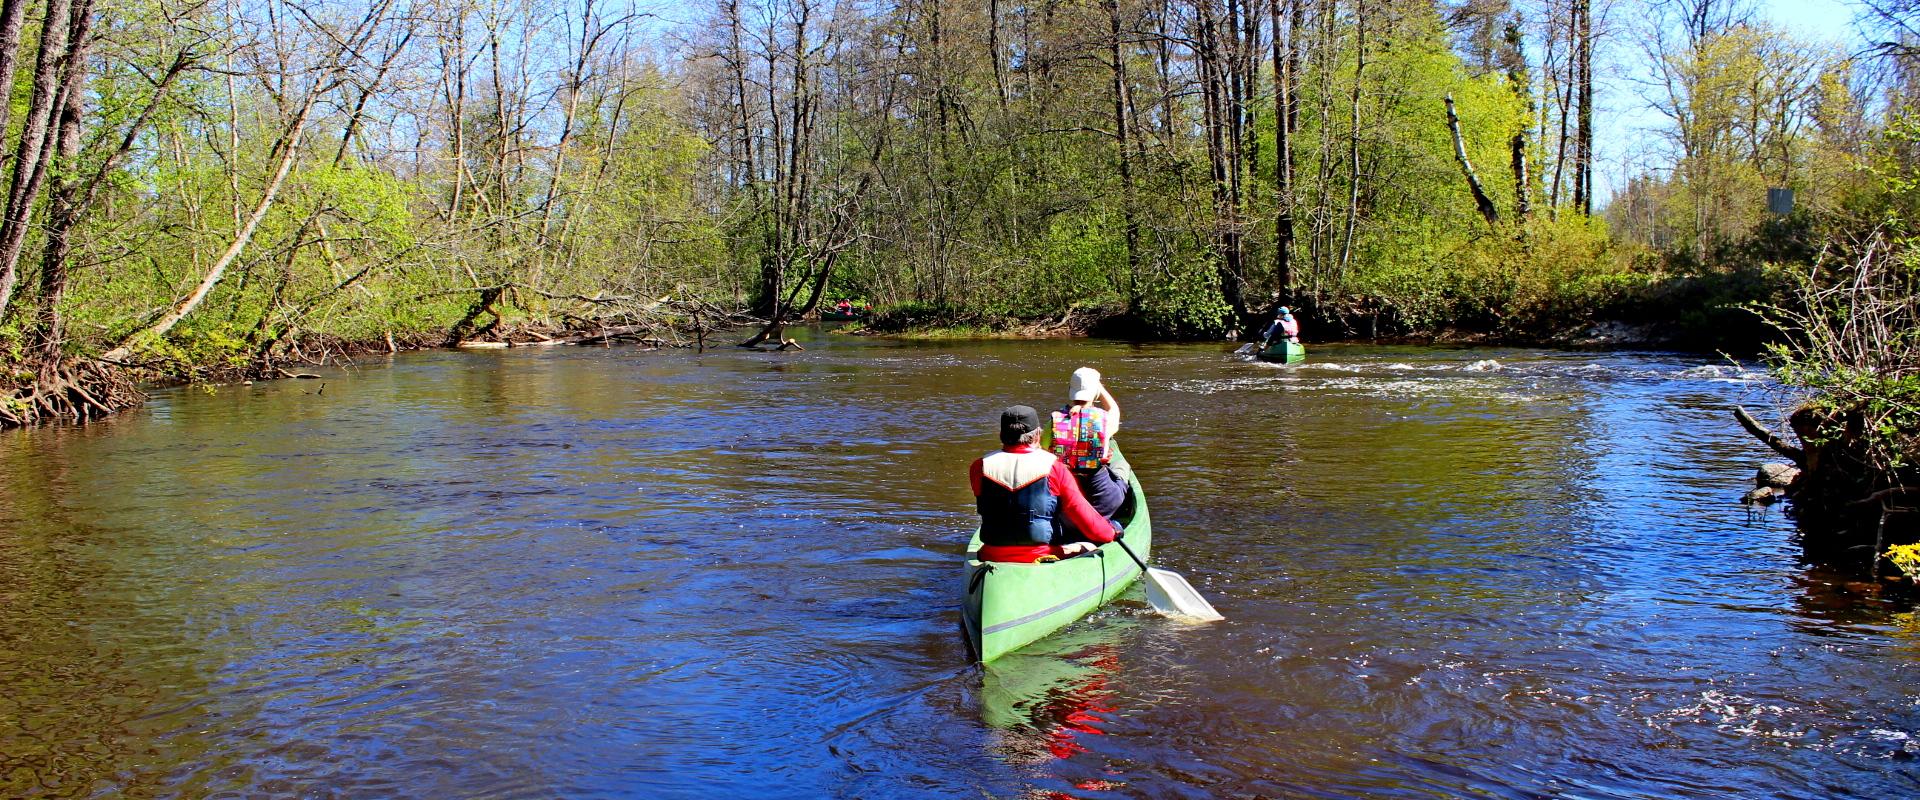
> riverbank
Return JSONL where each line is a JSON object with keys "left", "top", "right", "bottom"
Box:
{"left": 1728, "top": 231, "right": 1919, "bottom": 575}
{"left": 847, "top": 272, "right": 1781, "bottom": 354}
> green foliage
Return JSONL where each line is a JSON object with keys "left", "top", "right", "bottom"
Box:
{"left": 1005, "top": 212, "right": 1126, "bottom": 317}
{"left": 1756, "top": 210, "right": 1919, "bottom": 479}
{"left": 1340, "top": 213, "right": 1643, "bottom": 338}
{"left": 1138, "top": 262, "right": 1232, "bottom": 339}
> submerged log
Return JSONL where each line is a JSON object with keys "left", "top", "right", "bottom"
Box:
{"left": 557, "top": 324, "right": 668, "bottom": 347}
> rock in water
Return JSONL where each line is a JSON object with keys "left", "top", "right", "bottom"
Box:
{"left": 1757, "top": 463, "right": 1800, "bottom": 489}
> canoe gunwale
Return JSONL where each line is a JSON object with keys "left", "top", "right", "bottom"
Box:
{"left": 977, "top": 549, "right": 1137, "bottom": 636}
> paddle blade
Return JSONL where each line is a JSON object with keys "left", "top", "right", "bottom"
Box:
{"left": 1142, "top": 567, "right": 1224, "bottom": 621}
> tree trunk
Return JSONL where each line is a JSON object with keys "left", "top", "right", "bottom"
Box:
{"left": 1505, "top": 18, "right": 1532, "bottom": 222}
{"left": 0, "top": 0, "right": 33, "bottom": 209}
{"left": 1197, "top": 0, "right": 1246, "bottom": 322}
{"left": 0, "top": 0, "right": 75, "bottom": 317}
{"left": 1338, "top": 0, "right": 1366, "bottom": 279}
{"left": 989, "top": 0, "right": 1008, "bottom": 109}
{"left": 1572, "top": 0, "right": 1592, "bottom": 216}
{"left": 1106, "top": 0, "right": 1141, "bottom": 309}
{"left": 1271, "top": 0, "right": 1301, "bottom": 297}
{"left": 1446, "top": 95, "right": 1501, "bottom": 228}
{"left": 1311, "top": 0, "right": 1335, "bottom": 288}
{"left": 27, "top": 0, "right": 92, "bottom": 363}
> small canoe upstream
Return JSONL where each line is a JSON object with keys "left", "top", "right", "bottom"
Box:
{"left": 1259, "top": 340, "right": 1307, "bottom": 363}
{"left": 961, "top": 463, "right": 1151, "bottom": 663}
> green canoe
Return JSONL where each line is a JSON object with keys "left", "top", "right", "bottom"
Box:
{"left": 1258, "top": 340, "right": 1306, "bottom": 363}
{"left": 961, "top": 465, "right": 1151, "bottom": 664}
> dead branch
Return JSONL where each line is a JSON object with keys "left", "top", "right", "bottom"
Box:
{"left": 1734, "top": 405, "right": 1806, "bottom": 464}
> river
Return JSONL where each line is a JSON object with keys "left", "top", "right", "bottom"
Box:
{"left": 3, "top": 332, "right": 1916, "bottom": 798}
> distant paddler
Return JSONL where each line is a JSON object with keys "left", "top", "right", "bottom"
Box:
{"left": 1261, "top": 305, "right": 1300, "bottom": 350}
{"left": 1254, "top": 303, "right": 1307, "bottom": 364}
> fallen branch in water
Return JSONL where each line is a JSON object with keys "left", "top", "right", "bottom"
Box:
{"left": 553, "top": 323, "right": 670, "bottom": 347}
{"left": 1734, "top": 406, "right": 1805, "bottom": 464}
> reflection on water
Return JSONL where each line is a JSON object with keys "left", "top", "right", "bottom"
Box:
{"left": 3, "top": 335, "right": 1918, "bottom": 798}
{"left": 981, "top": 622, "right": 1133, "bottom": 758}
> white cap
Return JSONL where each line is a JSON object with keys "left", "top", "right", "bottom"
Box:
{"left": 1070, "top": 367, "right": 1103, "bottom": 402}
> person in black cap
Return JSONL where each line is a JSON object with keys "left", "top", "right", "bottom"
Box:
{"left": 968, "top": 405, "right": 1121, "bottom": 563}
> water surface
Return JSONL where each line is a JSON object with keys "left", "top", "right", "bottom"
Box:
{"left": 3, "top": 333, "right": 1916, "bottom": 798}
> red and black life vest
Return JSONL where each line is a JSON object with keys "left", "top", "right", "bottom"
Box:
{"left": 975, "top": 448, "right": 1061, "bottom": 546}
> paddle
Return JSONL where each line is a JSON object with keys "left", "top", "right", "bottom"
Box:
{"left": 1111, "top": 535, "right": 1223, "bottom": 622}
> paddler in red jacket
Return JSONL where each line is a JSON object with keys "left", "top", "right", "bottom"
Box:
{"left": 969, "top": 405, "right": 1122, "bottom": 563}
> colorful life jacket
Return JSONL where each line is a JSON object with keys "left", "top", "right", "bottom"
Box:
{"left": 1050, "top": 406, "right": 1109, "bottom": 472}
{"left": 976, "top": 449, "right": 1061, "bottom": 546}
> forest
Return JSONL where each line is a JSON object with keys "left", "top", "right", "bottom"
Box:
{"left": 0, "top": 0, "right": 1913, "bottom": 434}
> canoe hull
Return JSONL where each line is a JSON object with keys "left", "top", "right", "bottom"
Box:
{"left": 1258, "top": 340, "right": 1306, "bottom": 363}
{"left": 961, "top": 467, "right": 1151, "bottom": 663}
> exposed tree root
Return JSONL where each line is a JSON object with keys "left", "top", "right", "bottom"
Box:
{"left": 0, "top": 358, "right": 143, "bottom": 429}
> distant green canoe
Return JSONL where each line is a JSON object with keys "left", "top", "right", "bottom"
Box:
{"left": 961, "top": 465, "right": 1151, "bottom": 664}
{"left": 1259, "top": 340, "right": 1306, "bottom": 363}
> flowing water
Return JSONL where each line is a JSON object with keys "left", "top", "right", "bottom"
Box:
{"left": 3, "top": 332, "right": 1917, "bottom": 798}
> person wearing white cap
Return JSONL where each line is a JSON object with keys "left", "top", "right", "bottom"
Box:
{"left": 1040, "top": 367, "right": 1129, "bottom": 523}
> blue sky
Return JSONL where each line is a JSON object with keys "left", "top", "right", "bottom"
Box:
{"left": 1763, "top": 0, "right": 1859, "bottom": 44}
{"left": 1594, "top": 0, "right": 1866, "bottom": 201}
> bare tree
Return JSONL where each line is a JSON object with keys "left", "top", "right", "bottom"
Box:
{"left": 103, "top": 0, "right": 403, "bottom": 362}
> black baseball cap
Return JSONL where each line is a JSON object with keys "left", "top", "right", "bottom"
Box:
{"left": 1000, "top": 405, "right": 1042, "bottom": 443}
